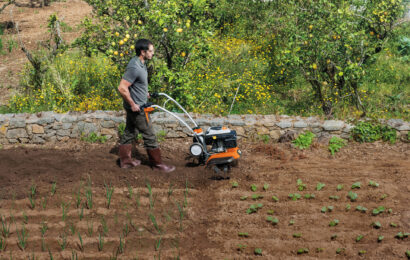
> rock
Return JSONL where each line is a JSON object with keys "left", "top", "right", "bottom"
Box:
{"left": 257, "top": 127, "right": 270, "bottom": 135}
{"left": 294, "top": 120, "right": 308, "bottom": 128}
{"left": 62, "top": 123, "right": 72, "bottom": 130}
{"left": 31, "top": 124, "right": 45, "bottom": 134}
{"left": 101, "top": 128, "right": 117, "bottom": 136}
{"left": 77, "top": 122, "right": 97, "bottom": 135}
{"left": 61, "top": 115, "right": 78, "bottom": 123}
{"left": 343, "top": 123, "right": 355, "bottom": 133}
{"left": 278, "top": 130, "right": 296, "bottom": 143}
{"left": 0, "top": 125, "right": 7, "bottom": 136}
{"left": 45, "top": 130, "right": 56, "bottom": 138}
{"left": 101, "top": 120, "right": 115, "bottom": 128}
{"left": 6, "top": 128, "right": 28, "bottom": 139}
{"left": 9, "top": 118, "right": 26, "bottom": 128}
{"left": 233, "top": 126, "right": 245, "bottom": 136}
{"left": 57, "top": 129, "right": 71, "bottom": 136}
{"left": 18, "top": 138, "right": 29, "bottom": 143}
{"left": 396, "top": 123, "right": 409, "bottom": 131}
{"left": 276, "top": 121, "right": 292, "bottom": 129}
{"left": 8, "top": 139, "right": 18, "bottom": 144}
{"left": 323, "top": 120, "right": 344, "bottom": 131}
{"left": 57, "top": 136, "right": 70, "bottom": 142}
{"left": 33, "top": 135, "right": 45, "bottom": 144}
{"left": 269, "top": 130, "right": 281, "bottom": 140}
{"left": 45, "top": 136, "right": 57, "bottom": 143}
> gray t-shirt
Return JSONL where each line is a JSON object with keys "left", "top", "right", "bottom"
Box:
{"left": 122, "top": 56, "right": 148, "bottom": 109}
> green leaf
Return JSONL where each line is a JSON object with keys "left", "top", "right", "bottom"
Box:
{"left": 316, "top": 183, "right": 326, "bottom": 191}
{"left": 351, "top": 182, "right": 361, "bottom": 189}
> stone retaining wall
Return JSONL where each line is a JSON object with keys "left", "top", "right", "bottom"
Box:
{"left": 0, "top": 111, "right": 409, "bottom": 144}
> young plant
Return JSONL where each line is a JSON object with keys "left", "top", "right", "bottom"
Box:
{"left": 69, "top": 222, "right": 76, "bottom": 235}
{"left": 240, "top": 196, "right": 248, "bottom": 201}
{"left": 85, "top": 186, "right": 93, "bottom": 210}
{"left": 358, "top": 250, "right": 367, "bottom": 256}
{"left": 293, "top": 233, "right": 302, "bottom": 238}
{"left": 292, "top": 131, "right": 315, "bottom": 149}
{"left": 329, "top": 195, "right": 339, "bottom": 200}
{"left": 297, "top": 179, "right": 306, "bottom": 191}
{"left": 378, "top": 236, "right": 384, "bottom": 242}
{"left": 78, "top": 206, "right": 84, "bottom": 221}
{"left": 356, "top": 205, "right": 368, "bottom": 213}
{"left": 176, "top": 202, "right": 185, "bottom": 231}
{"left": 297, "top": 248, "right": 309, "bottom": 254}
{"left": 51, "top": 182, "right": 57, "bottom": 196}
{"left": 146, "top": 181, "right": 155, "bottom": 209}
{"left": 390, "top": 222, "right": 398, "bottom": 228}
{"left": 266, "top": 216, "right": 279, "bottom": 225}
{"left": 127, "top": 182, "right": 134, "bottom": 199}
{"left": 351, "top": 182, "right": 361, "bottom": 189}
{"left": 263, "top": 183, "right": 269, "bottom": 191}
{"left": 348, "top": 191, "right": 358, "bottom": 201}
{"left": 336, "top": 184, "right": 344, "bottom": 191}
{"left": 30, "top": 184, "right": 37, "bottom": 199}
{"left": 59, "top": 232, "right": 68, "bottom": 250}
{"left": 0, "top": 236, "right": 6, "bottom": 252}
{"left": 380, "top": 194, "right": 388, "bottom": 200}
{"left": 288, "top": 193, "right": 301, "bottom": 201}
{"left": 336, "top": 248, "right": 345, "bottom": 254}
{"left": 250, "top": 184, "right": 257, "bottom": 192}
{"left": 372, "top": 206, "right": 385, "bottom": 216}
{"left": 272, "top": 195, "right": 279, "bottom": 202}
{"left": 328, "top": 136, "right": 347, "bottom": 155}
{"left": 1, "top": 215, "right": 10, "bottom": 238}
{"left": 155, "top": 236, "right": 162, "bottom": 251}
{"left": 105, "top": 182, "right": 115, "bottom": 209}
{"left": 40, "top": 221, "right": 48, "bottom": 236}
{"left": 17, "top": 225, "right": 28, "bottom": 250}
{"left": 78, "top": 233, "right": 84, "bottom": 252}
{"left": 368, "top": 180, "right": 379, "bottom": 187}
{"left": 98, "top": 233, "right": 104, "bottom": 251}
{"left": 238, "top": 232, "right": 249, "bottom": 238}
{"left": 329, "top": 219, "right": 339, "bottom": 227}
{"left": 231, "top": 181, "right": 239, "bottom": 188}
{"left": 356, "top": 234, "right": 364, "bottom": 242}
{"left": 61, "top": 202, "right": 69, "bottom": 222}
{"left": 372, "top": 221, "right": 382, "bottom": 229}
{"left": 22, "top": 212, "right": 28, "bottom": 224}
{"left": 118, "top": 235, "right": 124, "bottom": 254}
{"left": 251, "top": 194, "right": 264, "bottom": 200}
{"left": 184, "top": 180, "right": 189, "bottom": 207}
{"left": 101, "top": 217, "right": 109, "bottom": 236}
{"left": 41, "top": 197, "right": 48, "bottom": 210}
{"left": 28, "top": 194, "right": 35, "bottom": 209}
{"left": 304, "top": 193, "right": 315, "bottom": 199}
{"left": 254, "top": 248, "right": 262, "bottom": 256}
{"left": 316, "top": 182, "right": 325, "bottom": 191}
{"left": 149, "top": 213, "right": 161, "bottom": 234}
{"left": 246, "top": 203, "right": 263, "bottom": 214}
{"left": 87, "top": 220, "right": 94, "bottom": 237}
{"left": 75, "top": 188, "right": 82, "bottom": 209}
{"left": 395, "top": 232, "right": 410, "bottom": 240}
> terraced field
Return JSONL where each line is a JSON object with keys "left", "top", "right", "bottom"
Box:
{"left": 0, "top": 140, "right": 409, "bottom": 259}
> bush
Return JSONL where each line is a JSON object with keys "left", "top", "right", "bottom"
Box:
{"left": 7, "top": 51, "right": 123, "bottom": 113}
{"left": 328, "top": 136, "right": 347, "bottom": 155}
{"left": 292, "top": 131, "right": 315, "bottom": 149}
{"left": 351, "top": 121, "right": 397, "bottom": 143}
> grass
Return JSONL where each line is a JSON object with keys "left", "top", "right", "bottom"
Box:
{"left": 105, "top": 182, "right": 115, "bottom": 209}
{"left": 17, "top": 225, "right": 28, "bottom": 250}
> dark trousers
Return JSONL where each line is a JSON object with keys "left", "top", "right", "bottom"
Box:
{"left": 120, "top": 109, "right": 158, "bottom": 149}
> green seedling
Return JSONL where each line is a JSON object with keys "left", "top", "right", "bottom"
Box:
{"left": 41, "top": 237, "right": 46, "bottom": 252}
{"left": 322, "top": 206, "right": 334, "bottom": 213}
{"left": 240, "top": 196, "right": 248, "bottom": 201}
{"left": 329, "top": 219, "right": 339, "bottom": 227}
{"left": 176, "top": 202, "right": 185, "bottom": 231}
{"left": 272, "top": 195, "right": 279, "bottom": 202}
{"left": 378, "top": 236, "right": 384, "bottom": 242}
{"left": 72, "top": 250, "right": 78, "bottom": 260}
{"left": 316, "top": 248, "right": 324, "bottom": 253}
{"left": 254, "top": 248, "right": 262, "bottom": 256}
{"left": 118, "top": 235, "right": 124, "bottom": 254}
{"left": 372, "top": 221, "right": 382, "bottom": 229}
{"left": 237, "top": 244, "right": 247, "bottom": 252}
{"left": 321, "top": 206, "right": 327, "bottom": 213}
{"left": 304, "top": 193, "right": 315, "bottom": 199}
{"left": 405, "top": 250, "right": 410, "bottom": 259}
{"left": 390, "top": 222, "right": 398, "bottom": 228}
{"left": 368, "top": 181, "right": 379, "bottom": 187}
{"left": 356, "top": 205, "right": 367, "bottom": 213}
{"left": 388, "top": 208, "right": 393, "bottom": 214}
{"left": 127, "top": 182, "right": 134, "bottom": 199}
{"left": 289, "top": 219, "right": 295, "bottom": 225}
{"left": 101, "top": 217, "right": 109, "bottom": 236}
{"left": 351, "top": 182, "right": 361, "bottom": 189}
{"left": 69, "top": 222, "right": 76, "bottom": 235}
{"left": 327, "top": 206, "right": 334, "bottom": 211}
{"left": 250, "top": 184, "right": 257, "bottom": 192}
{"left": 266, "top": 216, "right": 279, "bottom": 225}
{"left": 288, "top": 193, "right": 301, "bottom": 201}
{"left": 297, "top": 179, "right": 306, "bottom": 191}
{"left": 293, "top": 233, "right": 302, "bottom": 238}
{"left": 251, "top": 194, "right": 263, "bottom": 200}
{"left": 0, "top": 237, "right": 6, "bottom": 252}
{"left": 358, "top": 250, "right": 366, "bottom": 256}
{"left": 40, "top": 221, "right": 48, "bottom": 236}
{"left": 61, "top": 202, "right": 69, "bottom": 221}
{"left": 246, "top": 203, "right": 263, "bottom": 214}
{"left": 348, "top": 191, "right": 358, "bottom": 201}
{"left": 1, "top": 215, "right": 11, "bottom": 237}
{"left": 155, "top": 236, "right": 162, "bottom": 251}
{"left": 267, "top": 209, "right": 274, "bottom": 215}
{"left": 238, "top": 232, "right": 249, "bottom": 238}
{"left": 316, "top": 182, "right": 325, "bottom": 191}
{"left": 17, "top": 225, "right": 28, "bottom": 250}
{"left": 146, "top": 181, "right": 156, "bottom": 209}
{"left": 79, "top": 206, "right": 84, "bottom": 221}
{"left": 98, "top": 233, "right": 104, "bottom": 251}
{"left": 22, "top": 212, "right": 28, "bottom": 224}
{"left": 346, "top": 204, "right": 351, "bottom": 211}
{"left": 336, "top": 184, "right": 344, "bottom": 191}
{"left": 123, "top": 223, "right": 129, "bottom": 237}
{"left": 59, "top": 232, "right": 68, "bottom": 250}
{"left": 297, "top": 248, "right": 309, "bottom": 254}
{"left": 105, "top": 182, "right": 115, "bottom": 209}
{"left": 28, "top": 195, "right": 35, "bottom": 209}
{"left": 356, "top": 235, "right": 364, "bottom": 242}
{"left": 372, "top": 206, "right": 385, "bottom": 215}
{"left": 85, "top": 186, "right": 93, "bottom": 209}
{"left": 395, "top": 232, "right": 410, "bottom": 239}
{"left": 380, "top": 194, "right": 388, "bottom": 200}
{"left": 51, "top": 182, "right": 57, "bottom": 196}
{"left": 331, "top": 234, "right": 338, "bottom": 240}
{"left": 149, "top": 213, "right": 161, "bottom": 234}
{"left": 78, "top": 233, "right": 84, "bottom": 252}
{"left": 41, "top": 197, "right": 47, "bottom": 210}
{"left": 87, "top": 220, "right": 94, "bottom": 237}
{"left": 263, "top": 183, "right": 269, "bottom": 191}
{"left": 329, "top": 195, "right": 339, "bottom": 200}
{"left": 30, "top": 184, "right": 37, "bottom": 198}
{"left": 231, "top": 181, "right": 239, "bottom": 188}
{"left": 336, "top": 248, "right": 345, "bottom": 254}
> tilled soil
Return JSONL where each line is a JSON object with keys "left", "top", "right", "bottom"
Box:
{"left": 0, "top": 140, "right": 409, "bottom": 259}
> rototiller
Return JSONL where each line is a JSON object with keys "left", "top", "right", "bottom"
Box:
{"left": 141, "top": 93, "right": 241, "bottom": 173}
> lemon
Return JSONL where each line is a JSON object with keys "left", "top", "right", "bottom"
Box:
{"left": 312, "top": 63, "right": 317, "bottom": 70}
{"left": 138, "top": 20, "right": 142, "bottom": 25}
{"left": 176, "top": 28, "right": 183, "bottom": 33}
{"left": 111, "top": 42, "right": 115, "bottom": 46}
{"left": 114, "top": 51, "right": 118, "bottom": 55}
{"left": 126, "top": 34, "right": 130, "bottom": 38}
{"left": 119, "top": 40, "right": 124, "bottom": 45}
{"left": 163, "top": 28, "right": 168, "bottom": 32}
{"left": 181, "top": 52, "right": 186, "bottom": 57}
{"left": 115, "top": 32, "right": 119, "bottom": 37}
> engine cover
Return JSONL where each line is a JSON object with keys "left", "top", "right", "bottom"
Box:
{"left": 204, "top": 126, "right": 237, "bottom": 148}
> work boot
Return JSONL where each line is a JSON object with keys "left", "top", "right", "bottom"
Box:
{"left": 119, "top": 144, "right": 141, "bottom": 168}
{"left": 147, "top": 148, "right": 175, "bottom": 173}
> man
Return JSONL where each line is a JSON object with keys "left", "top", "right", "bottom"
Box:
{"left": 117, "top": 39, "right": 175, "bottom": 172}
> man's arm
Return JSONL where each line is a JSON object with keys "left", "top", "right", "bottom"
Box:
{"left": 118, "top": 79, "right": 140, "bottom": 112}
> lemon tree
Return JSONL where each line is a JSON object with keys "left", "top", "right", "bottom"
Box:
{"left": 270, "top": 0, "right": 405, "bottom": 116}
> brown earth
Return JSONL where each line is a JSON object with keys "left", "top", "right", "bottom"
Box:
{"left": 0, "top": 139, "right": 409, "bottom": 259}
{"left": 0, "top": 0, "right": 92, "bottom": 106}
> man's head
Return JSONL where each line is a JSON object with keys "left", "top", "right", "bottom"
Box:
{"left": 135, "top": 39, "right": 154, "bottom": 60}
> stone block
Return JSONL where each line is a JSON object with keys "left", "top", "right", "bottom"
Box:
{"left": 294, "top": 121, "right": 308, "bottom": 128}
{"left": 62, "top": 123, "right": 72, "bottom": 130}
{"left": 0, "top": 125, "right": 7, "bottom": 136}
{"left": 276, "top": 121, "right": 292, "bottom": 129}
{"left": 57, "top": 129, "right": 71, "bottom": 136}
{"left": 9, "top": 118, "right": 26, "bottom": 128}
{"left": 101, "top": 120, "right": 115, "bottom": 128}
{"left": 33, "top": 135, "right": 45, "bottom": 144}
{"left": 323, "top": 120, "right": 344, "bottom": 131}
{"left": 57, "top": 136, "right": 70, "bottom": 142}
{"left": 31, "top": 124, "right": 45, "bottom": 134}
{"left": 269, "top": 130, "right": 281, "bottom": 140}
{"left": 101, "top": 128, "right": 117, "bottom": 136}
{"left": 6, "top": 128, "right": 28, "bottom": 139}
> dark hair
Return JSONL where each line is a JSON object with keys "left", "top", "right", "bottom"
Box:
{"left": 135, "top": 39, "right": 153, "bottom": 56}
